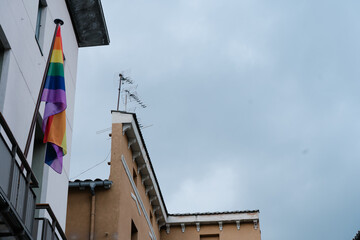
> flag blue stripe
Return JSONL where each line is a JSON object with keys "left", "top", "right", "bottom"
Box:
{"left": 44, "top": 75, "right": 65, "bottom": 91}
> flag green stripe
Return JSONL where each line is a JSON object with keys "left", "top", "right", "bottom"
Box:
{"left": 47, "top": 62, "right": 64, "bottom": 77}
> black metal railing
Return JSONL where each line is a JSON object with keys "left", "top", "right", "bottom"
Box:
{"left": 0, "top": 112, "right": 39, "bottom": 239}
{"left": 33, "top": 204, "right": 67, "bottom": 240}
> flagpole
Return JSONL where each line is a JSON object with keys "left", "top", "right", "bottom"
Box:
{"left": 24, "top": 18, "right": 64, "bottom": 158}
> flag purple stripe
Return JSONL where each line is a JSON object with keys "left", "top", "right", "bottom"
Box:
{"left": 42, "top": 89, "right": 66, "bottom": 104}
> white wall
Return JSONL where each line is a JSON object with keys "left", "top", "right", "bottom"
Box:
{"left": 0, "top": 0, "right": 79, "bottom": 229}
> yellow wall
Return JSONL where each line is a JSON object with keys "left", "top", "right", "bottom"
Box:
{"left": 66, "top": 122, "right": 161, "bottom": 240}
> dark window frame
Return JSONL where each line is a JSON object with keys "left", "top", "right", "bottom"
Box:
{"left": 35, "top": 0, "right": 48, "bottom": 54}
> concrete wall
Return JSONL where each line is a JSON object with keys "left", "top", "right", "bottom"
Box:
{"left": 0, "top": 0, "right": 78, "bottom": 228}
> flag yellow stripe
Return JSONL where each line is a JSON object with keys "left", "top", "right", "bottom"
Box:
{"left": 51, "top": 49, "right": 63, "bottom": 64}
{"left": 61, "top": 131, "right": 67, "bottom": 155}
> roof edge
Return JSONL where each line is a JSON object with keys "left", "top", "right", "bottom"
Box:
{"left": 168, "top": 210, "right": 260, "bottom": 216}
{"left": 166, "top": 211, "right": 260, "bottom": 225}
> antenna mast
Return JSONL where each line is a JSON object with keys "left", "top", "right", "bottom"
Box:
{"left": 116, "top": 72, "right": 146, "bottom": 112}
{"left": 117, "top": 73, "right": 124, "bottom": 111}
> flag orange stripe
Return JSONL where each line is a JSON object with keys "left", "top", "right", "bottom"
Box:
{"left": 46, "top": 110, "right": 66, "bottom": 148}
{"left": 53, "top": 37, "right": 63, "bottom": 50}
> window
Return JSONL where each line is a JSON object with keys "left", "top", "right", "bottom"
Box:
{"left": 133, "top": 168, "right": 137, "bottom": 186}
{"left": 0, "top": 25, "right": 8, "bottom": 80}
{"left": 0, "top": 44, "right": 4, "bottom": 77}
{"left": 35, "top": 0, "right": 47, "bottom": 52}
{"left": 149, "top": 211, "right": 153, "bottom": 225}
{"left": 131, "top": 220, "right": 138, "bottom": 240}
{"left": 200, "top": 234, "right": 219, "bottom": 240}
{"left": 0, "top": 24, "right": 10, "bottom": 112}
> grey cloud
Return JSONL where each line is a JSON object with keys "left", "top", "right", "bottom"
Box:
{"left": 70, "top": 0, "right": 360, "bottom": 239}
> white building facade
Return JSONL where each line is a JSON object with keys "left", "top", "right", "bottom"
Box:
{"left": 0, "top": 0, "right": 109, "bottom": 239}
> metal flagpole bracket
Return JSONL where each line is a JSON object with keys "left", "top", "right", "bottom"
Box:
{"left": 54, "top": 19, "right": 64, "bottom": 25}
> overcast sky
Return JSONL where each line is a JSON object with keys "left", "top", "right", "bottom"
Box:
{"left": 69, "top": 0, "right": 360, "bottom": 239}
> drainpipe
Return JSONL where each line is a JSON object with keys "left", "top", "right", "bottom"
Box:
{"left": 68, "top": 180, "right": 113, "bottom": 240}
{"left": 90, "top": 182, "right": 96, "bottom": 240}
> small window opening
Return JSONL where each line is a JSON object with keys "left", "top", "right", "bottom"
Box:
{"left": 133, "top": 168, "right": 137, "bottom": 186}
{"left": 200, "top": 234, "right": 220, "bottom": 240}
{"left": 131, "top": 220, "right": 138, "bottom": 240}
{"left": 150, "top": 211, "right": 153, "bottom": 225}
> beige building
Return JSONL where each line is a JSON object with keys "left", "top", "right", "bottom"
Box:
{"left": 66, "top": 111, "right": 261, "bottom": 240}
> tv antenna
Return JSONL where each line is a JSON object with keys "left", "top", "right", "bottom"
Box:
{"left": 116, "top": 73, "right": 147, "bottom": 112}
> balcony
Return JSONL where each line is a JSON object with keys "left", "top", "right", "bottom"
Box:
{"left": 0, "top": 113, "right": 38, "bottom": 239}
{"left": 33, "top": 204, "right": 67, "bottom": 240}
{"left": 0, "top": 113, "right": 67, "bottom": 240}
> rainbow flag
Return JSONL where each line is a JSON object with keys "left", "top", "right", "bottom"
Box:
{"left": 41, "top": 25, "right": 67, "bottom": 174}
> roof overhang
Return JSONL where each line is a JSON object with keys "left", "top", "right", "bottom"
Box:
{"left": 65, "top": 0, "right": 110, "bottom": 47}
{"left": 165, "top": 211, "right": 260, "bottom": 233}
{"left": 167, "top": 211, "right": 259, "bottom": 225}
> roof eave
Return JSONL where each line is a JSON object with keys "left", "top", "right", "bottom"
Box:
{"left": 65, "top": 0, "right": 110, "bottom": 47}
{"left": 166, "top": 211, "right": 260, "bottom": 224}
